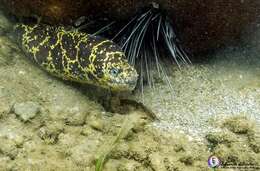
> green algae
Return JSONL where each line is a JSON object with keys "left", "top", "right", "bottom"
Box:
{"left": 223, "top": 116, "right": 255, "bottom": 134}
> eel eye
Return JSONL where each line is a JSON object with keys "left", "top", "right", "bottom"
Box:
{"left": 110, "top": 68, "right": 119, "bottom": 77}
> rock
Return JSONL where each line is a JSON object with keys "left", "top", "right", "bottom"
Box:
{"left": 0, "top": 86, "right": 8, "bottom": 98}
{"left": 117, "top": 159, "right": 142, "bottom": 171}
{"left": 0, "top": 156, "right": 11, "bottom": 169}
{"left": 249, "top": 138, "right": 260, "bottom": 153}
{"left": 213, "top": 143, "right": 259, "bottom": 166}
{"left": 0, "top": 87, "right": 11, "bottom": 118}
{"left": 0, "top": 102, "right": 11, "bottom": 119}
{"left": 0, "top": 36, "right": 15, "bottom": 67}
{"left": 64, "top": 106, "right": 88, "bottom": 126}
{"left": 38, "top": 122, "right": 64, "bottom": 144}
{"left": 58, "top": 133, "right": 77, "bottom": 148}
{"left": 70, "top": 141, "right": 97, "bottom": 167}
{"left": 0, "top": 138, "right": 19, "bottom": 160}
{"left": 103, "top": 159, "right": 121, "bottom": 171}
{"left": 164, "top": 156, "right": 186, "bottom": 171}
{"left": 22, "top": 141, "right": 38, "bottom": 153}
{"left": 80, "top": 125, "right": 94, "bottom": 136}
{"left": 88, "top": 115, "right": 104, "bottom": 131}
{"left": 179, "top": 153, "right": 195, "bottom": 165}
{"left": 13, "top": 101, "right": 40, "bottom": 122}
{"left": 149, "top": 153, "right": 167, "bottom": 171}
{"left": 205, "top": 131, "right": 237, "bottom": 147}
{"left": 11, "top": 135, "right": 25, "bottom": 148}
{"left": 222, "top": 116, "right": 255, "bottom": 134}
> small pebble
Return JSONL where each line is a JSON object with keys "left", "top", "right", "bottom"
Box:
{"left": 0, "top": 138, "right": 18, "bottom": 160}
{"left": 70, "top": 142, "right": 96, "bottom": 166}
{"left": 149, "top": 153, "right": 167, "bottom": 171}
{"left": 38, "top": 122, "right": 64, "bottom": 144}
{"left": 0, "top": 86, "right": 8, "bottom": 98}
{"left": 64, "top": 106, "right": 87, "bottom": 126}
{"left": 13, "top": 101, "right": 40, "bottom": 122}
{"left": 11, "top": 135, "right": 25, "bottom": 148}
{"left": 80, "top": 126, "right": 93, "bottom": 136}
{"left": 0, "top": 103, "right": 11, "bottom": 119}
{"left": 118, "top": 159, "right": 142, "bottom": 171}
{"left": 89, "top": 119, "right": 104, "bottom": 131}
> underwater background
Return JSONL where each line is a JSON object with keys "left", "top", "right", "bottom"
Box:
{"left": 0, "top": 1, "right": 260, "bottom": 170}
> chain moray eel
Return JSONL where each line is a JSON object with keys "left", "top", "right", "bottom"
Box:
{"left": 14, "top": 24, "right": 138, "bottom": 91}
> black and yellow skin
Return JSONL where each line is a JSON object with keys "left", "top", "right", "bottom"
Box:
{"left": 14, "top": 24, "right": 138, "bottom": 91}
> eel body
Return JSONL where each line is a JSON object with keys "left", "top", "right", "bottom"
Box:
{"left": 14, "top": 24, "right": 138, "bottom": 91}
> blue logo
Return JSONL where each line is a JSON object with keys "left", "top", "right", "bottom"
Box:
{"left": 208, "top": 155, "right": 221, "bottom": 168}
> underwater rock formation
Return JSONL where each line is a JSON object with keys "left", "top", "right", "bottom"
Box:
{"left": 1, "top": 0, "right": 259, "bottom": 53}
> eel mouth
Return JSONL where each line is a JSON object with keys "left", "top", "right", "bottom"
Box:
{"left": 109, "top": 71, "right": 139, "bottom": 91}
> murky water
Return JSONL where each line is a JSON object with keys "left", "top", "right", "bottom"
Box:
{"left": 0, "top": 7, "right": 259, "bottom": 171}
